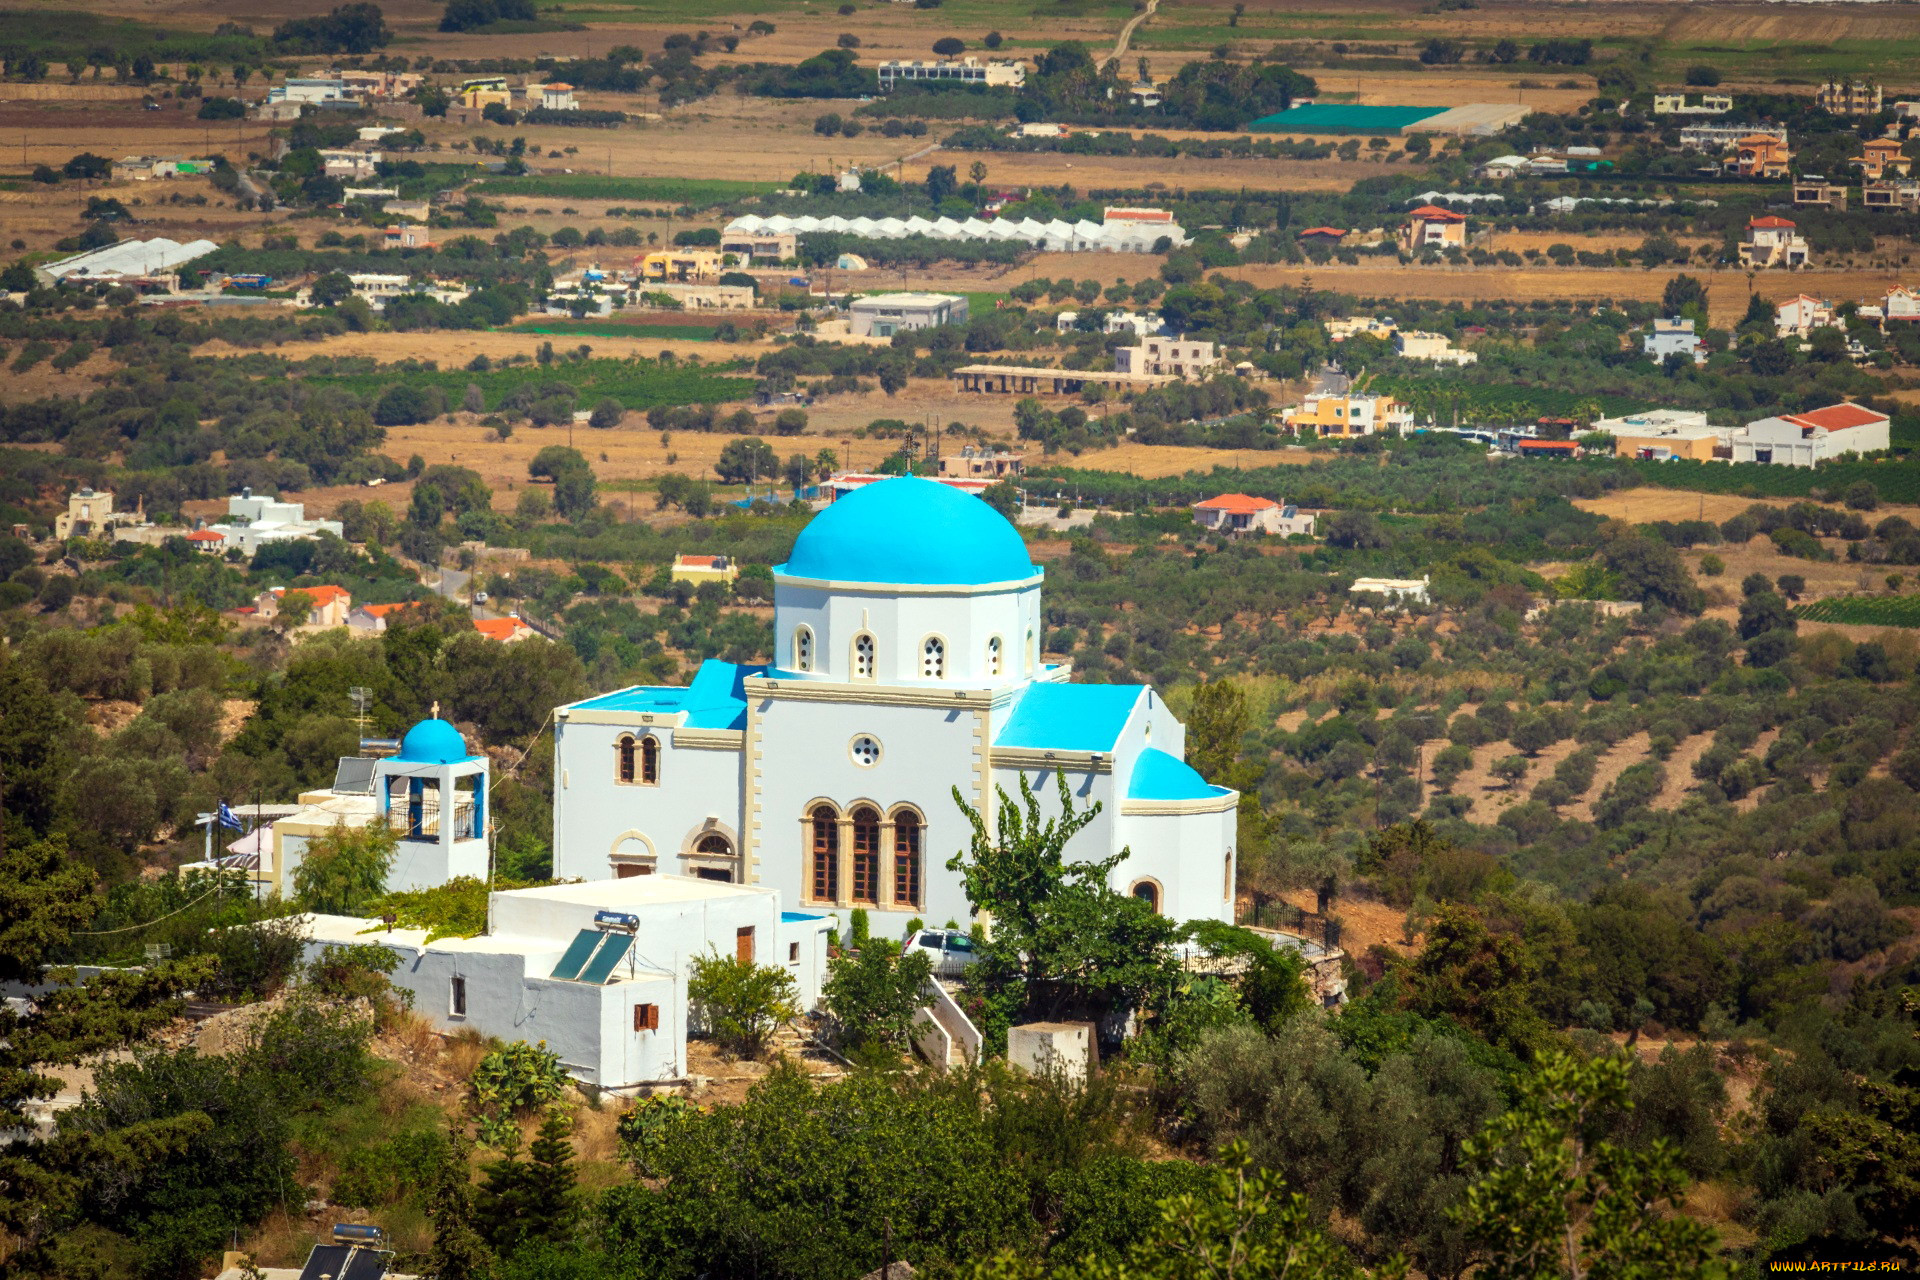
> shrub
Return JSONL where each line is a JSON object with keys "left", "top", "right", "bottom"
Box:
{"left": 470, "top": 1040, "right": 570, "bottom": 1146}
{"left": 823, "top": 938, "right": 935, "bottom": 1052}
{"left": 688, "top": 950, "right": 799, "bottom": 1058}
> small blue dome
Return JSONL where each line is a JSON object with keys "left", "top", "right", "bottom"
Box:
{"left": 397, "top": 717, "right": 470, "bottom": 764}
{"left": 1128, "top": 748, "right": 1230, "bottom": 801}
{"left": 779, "top": 477, "right": 1038, "bottom": 587}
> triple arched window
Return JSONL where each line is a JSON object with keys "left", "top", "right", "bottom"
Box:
{"left": 793, "top": 625, "right": 814, "bottom": 673}
{"left": 616, "top": 734, "right": 660, "bottom": 786}
{"left": 802, "top": 802, "right": 923, "bottom": 911}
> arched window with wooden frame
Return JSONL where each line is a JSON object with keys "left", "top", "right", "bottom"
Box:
{"left": 1129, "top": 877, "right": 1162, "bottom": 914}
{"left": 891, "top": 807, "right": 923, "bottom": 910}
{"left": 792, "top": 625, "right": 814, "bottom": 673}
{"left": 616, "top": 734, "right": 637, "bottom": 784}
{"left": 852, "top": 632, "right": 876, "bottom": 680}
{"left": 809, "top": 804, "right": 840, "bottom": 903}
{"left": 639, "top": 734, "right": 660, "bottom": 785}
{"left": 850, "top": 805, "right": 882, "bottom": 905}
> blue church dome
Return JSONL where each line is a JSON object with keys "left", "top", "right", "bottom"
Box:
{"left": 1128, "top": 748, "right": 1231, "bottom": 801}
{"left": 779, "top": 477, "right": 1038, "bottom": 587}
{"left": 397, "top": 717, "right": 471, "bottom": 764}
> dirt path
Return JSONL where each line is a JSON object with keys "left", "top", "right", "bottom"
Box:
{"left": 1734, "top": 729, "right": 1782, "bottom": 813}
{"left": 1570, "top": 731, "right": 1652, "bottom": 824}
{"left": 1103, "top": 0, "right": 1163, "bottom": 70}
{"left": 1652, "top": 732, "right": 1716, "bottom": 811}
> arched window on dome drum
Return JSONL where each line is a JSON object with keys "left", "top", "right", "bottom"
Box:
{"left": 921, "top": 636, "right": 945, "bottom": 679}
{"left": 1131, "top": 879, "right": 1161, "bottom": 914}
{"left": 793, "top": 625, "right": 814, "bottom": 673}
{"left": 616, "top": 735, "right": 636, "bottom": 784}
{"left": 853, "top": 633, "right": 876, "bottom": 680}
{"left": 893, "top": 811, "right": 922, "bottom": 909}
{"left": 850, "top": 806, "right": 881, "bottom": 904}
{"left": 987, "top": 635, "right": 1003, "bottom": 676}
{"left": 810, "top": 805, "right": 840, "bottom": 902}
{"left": 639, "top": 735, "right": 659, "bottom": 785}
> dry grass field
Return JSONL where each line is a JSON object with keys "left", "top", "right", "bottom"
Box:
{"left": 1578, "top": 486, "right": 1920, "bottom": 529}
{"left": 1223, "top": 262, "right": 1914, "bottom": 311}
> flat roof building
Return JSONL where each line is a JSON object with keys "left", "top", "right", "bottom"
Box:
{"left": 849, "top": 292, "right": 968, "bottom": 337}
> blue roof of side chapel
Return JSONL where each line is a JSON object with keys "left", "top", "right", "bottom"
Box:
{"left": 570, "top": 660, "right": 766, "bottom": 731}
{"left": 1127, "top": 747, "right": 1232, "bottom": 801}
{"left": 994, "top": 683, "right": 1146, "bottom": 753}
{"left": 778, "top": 476, "right": 1039, "bottom": 587}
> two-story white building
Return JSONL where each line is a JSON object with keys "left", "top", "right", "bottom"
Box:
{"left": 549, "top": 477, "right": 1240, "bottom": 931}
{"left": 1732, "top": 402, "right": 1891, "bottom": 466}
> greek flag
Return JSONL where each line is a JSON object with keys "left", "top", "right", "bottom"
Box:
{"left": 216, "top": 802, "right": 244, "bottom": 832}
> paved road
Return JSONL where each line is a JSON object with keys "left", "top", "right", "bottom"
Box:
{"left": 1101, "top": 0, "right": 1162, "bottom": 71}
{"left": 434, "top": 565, "right": 499, "bottom": 620}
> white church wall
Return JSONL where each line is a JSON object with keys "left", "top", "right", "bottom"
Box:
{"left": 1116, "top": 806, "right": 1238, "bottom": 924}
{"left": 987, "top": 763, "right": 1121, "bottom": 868}
{"left": 551, "top": 716, "right": 746, "bottom": 881}
{"left": 751, "top": 691, "right": 986, "bottom": 930}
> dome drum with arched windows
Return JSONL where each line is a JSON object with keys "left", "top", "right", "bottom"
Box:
{"left": 770, "top": 478, "right": 1043, "bottom": 686}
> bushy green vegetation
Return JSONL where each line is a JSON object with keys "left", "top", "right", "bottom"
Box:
{"left": 1797, "top": 594, "right": 1920, "bottom": 628}
{"left": 473, "top": 174, "right": 775, "bottom": 204}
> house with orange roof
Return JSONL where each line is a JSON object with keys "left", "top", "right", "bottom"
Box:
{"left": 1728, "top": 134, "right": 1791, "bottom": 179}
{"left": 1739, "top": 215, "right": 1810, "bottom": 268}
{"left": 537, "top": 82, "right": 577, "bottom": 111}
{"left": 671, "top": 553, "right": 738, "bottom": 587}
{"left": 1398, "top": 205, "right": 1468, "bottom": 255}
{"left": 1774, "top": 294, "right": 1837, "bottom": 339}
{"left": 1883, "top": 285, "right": 1920, "bottom": 324}
{"left": 1853, "top": 137, "right": 1912, "bottom": 182}
{"left": 473, "top": 615, "right": 535, "bottom": 643}
{"left": 347, "top": 600, "right": 425, "bottom": 633}
{"left": 185, "top": 529, "right": 227, "bottom": 554}
{"left": 1733, "top": 402, "right": 1890, "bottom": 466}
{"left": 1192, "top": 494, "right": 1316, "bottom": 538}
{"left": 255, "top": 584, "right": 353, "bottom": 627}
{"left": 1296, "top": 226, "right": 1347, "bottom": 247}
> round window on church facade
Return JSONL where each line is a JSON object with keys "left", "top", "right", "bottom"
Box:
{"left": 850, "top": 735, "right": 882, "bottom": 767}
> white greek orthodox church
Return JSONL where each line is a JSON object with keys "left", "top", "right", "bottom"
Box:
{"left": 551, "top": 476, "right": 1240, "bottom": 930}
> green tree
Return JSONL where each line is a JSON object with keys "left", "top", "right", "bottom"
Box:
{"left": 291, "top": 820, "right": 397, "bottom": 915}
{"left": 1406, "top": 906, "right": 1545, "bottom": 1057}
{"left": 948, "top": 771, "right": 1178, "bottom": 1019}
{"left": 716, "top": 436, "right": 778, "bottom": 485}
{"left": 589, "top": 396, "right": 624, "bottom": 429}
{"left": 425, "top": 1125, "right": 497, "bottom": 1279}
{"left": 0, "top": 836, "right": 216, "bottom": 1255}
{"left": 1187, "top": 679, "right": 1249, "bottom": 784}
{"left": 476, "top": 1106, "right": 580, "bottom": 1254}
{"left": 822, "top": 937, "right": 935, "bottom": 1052}
{"left": 688, "top": 950, "right": 799, "bottom": 1058}
{"left": 1454, "top": 1052, "right": 1720, "bottom": 1279}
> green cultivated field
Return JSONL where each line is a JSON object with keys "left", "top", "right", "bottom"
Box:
{"left": 1796, "top": 595, "right": 1920, "bottom": 628}
{"left": 305, "top": 359, "right": 754, "bottom": 411}
{"left": 472, "top": 175, "right": 776, "bottom": 204}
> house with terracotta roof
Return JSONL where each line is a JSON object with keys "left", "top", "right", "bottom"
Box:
{"left": 1728, "top": 134, "right": 1791, "bottom": 179}
{"left": 538, "top": 82, "right": 577, "bottom": 111}
{"left": 473, "top": 615, "right": 535, "bottom": 643}
{"left": 1853, "top": 137, "right": 1912, "bottom": 182}
{"left": 347, "top": 600, "right": 425, "bottom": 633}
{"left": 671, "top": 554, "right": 738, "bottom": 586}
{"left": 1739, "top": 215, "right": 1810, "bottom": 268}
{"left": 1733, "top": 402, "right": 1891, "bottom": 466}
{"left": 1296, "top": 226, "right": 1347, "bottom": 246}
{"left": 185, "top": 528, "right": 227, "bottom": 554}
{"left": 1883, "top": 286, "right": 1920, "bottom": 324}
{"left": 255, "top": 584, "right": 353, "bottom": 627}
{"left": 1192, "top": 494, "right": 1315, "bottom": 537}
{"left": 1399, "top": 205, "right": 1468, "bottom": 255}
{"left": 1775, "top": 294, "right": 1838, "bottom": 339}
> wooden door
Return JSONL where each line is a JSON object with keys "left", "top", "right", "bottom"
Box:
{"left": 735, "top": 926, "right": 754, "bottom": 964}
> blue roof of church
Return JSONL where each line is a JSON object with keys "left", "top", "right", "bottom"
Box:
{"left": 778, "top": 476, "right": 1040, "bottom": 587}
{"left": 995, "top": 683, "right": 1145, "bottom": 753}
{"left": 396, "top": 717, "right": 475, "bottom": 764}
{"left": 1127, "top": 748, "right": 1232, "bottom": 801}
{"left": 570, "top": 660, "right": 766, "bottom": 731}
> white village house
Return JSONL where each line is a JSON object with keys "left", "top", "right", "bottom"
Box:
{"left": 295, "top": 478, "right": 1244, "bottom": 1088}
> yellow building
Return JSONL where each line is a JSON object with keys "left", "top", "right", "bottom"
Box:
{"left": 639, "top": 250, "right": 725, "bottom": 282}
{"left": 456, "top": 79, "right": 512, "bottom": 110}
{"left": 672, "top": 553, "right": 738, "bottom": 585}
{"left": 1282, "top": 392, "right": 1413, "bottom": 438}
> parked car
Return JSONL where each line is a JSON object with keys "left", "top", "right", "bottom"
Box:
{"left": 904, "top": 927, "right": 979, "bottom": 978}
